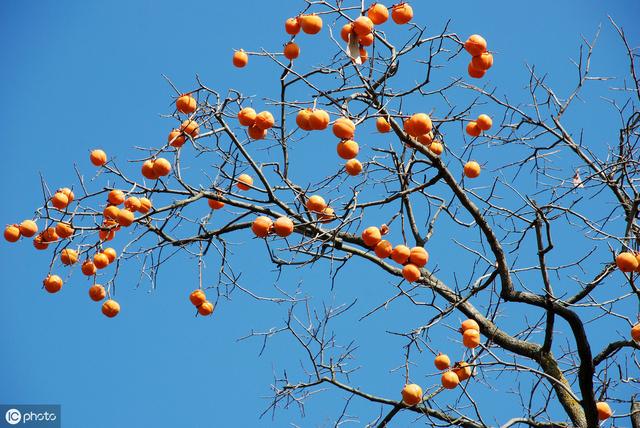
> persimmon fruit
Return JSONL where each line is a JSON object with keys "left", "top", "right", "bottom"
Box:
{"left": 464, "top": 161, "right": 481, "bottom": 179}
{"left": 102, "top": 299, "right": 121, "bottom": 318}
{"left": 89, "top": 284, "right": 107, "bottom": 302}
{"left": 401, "top": 383, "right": 422, "bottom": 405}
{"left": 90, "top": 149, "right": 107, "bottom": 166}
{"left": 233, "top": 50, "right": 249, "bottom": 68}
{"left": 236, "top": 174, "right": 254, "bottom": 191}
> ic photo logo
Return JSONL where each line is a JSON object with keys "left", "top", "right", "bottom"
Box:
{"left": 4, "top": 409, "right": 20, "bottom": 425}
{"left": 0, "top": 405, "right": 60, "bottom": 427}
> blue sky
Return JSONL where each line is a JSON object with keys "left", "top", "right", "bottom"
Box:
{"left": 1, "top": 1, "right": 639, "bottom": 427}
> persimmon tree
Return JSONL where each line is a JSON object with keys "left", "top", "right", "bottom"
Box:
{"left": 4, "top": 1, "right": 640, "bottom": 427}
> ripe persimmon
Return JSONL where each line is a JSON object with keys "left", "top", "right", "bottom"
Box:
{"left": 454, "top": 361, "right": 472, "bottom": 381}
{"left": 168, "top": 129, "right": 186, "bottom": 148}
{"left": 141, "top": 160, "right": 159, "bottom": 180}
{"left": 176, "top": 93, "right": 197, "bottom": 114}
{"left": 93, "top": 252, "right": 110, "bottom": 269}
{"left": 368, "top": 3, "right": 389, "bottom": 25}
{"left": 252, "top": 216, "right": 273, "bottom": 238}
{"left": 152, "top": 158, "right": 172, "bottom": 177}
{"left": 198, "top": 301, "right": 214, "bottom": 316}
{"left": 306, "top": 195, "right": 327, "bottom": 213}
{"left": 82, "top": 260, "right": 97, "bottom": 276}
{"left": 99, "top": 225, "right": 117, "bottom": 242}
{"left": 476, "top": 114, "right": 492, "bottom": 131}
{"left": 233, "top": 50, "right": 249, "bottom": 68}
{"left": 471, "top": 52, "right": 493, "bottom": 70}
{"left": 429, "top": 141, "right": 444, "bottom": 155}
{"left": 208, "top": 198, "right": 225, "bottom": 210}
{"left": 417, "top": 131, "right": 434, "bottom": 145}
{"left": 318, "top": 206, "right": 336, "bottom": 223}
{"left": 99, "top": 221, "right": 117, "bottom": 242}
{"left": 359, "top": 47, "right": 368, "bottom": 63}
{"left": 336, "top": 139, "right": 359, "bottom": 160}
{"left": 61, "top": 187, "right": 74, "bottom": 201}
{"left": 285, "top": 17, "right": 301, "bottom": 35}
{"left": 138, "top": 197, "right": 152, "bottom": 214}
{"left": 358, "top": 46, "right": 369, "bottom": 64}
{"left": 376, "top": 117, "right": 391, "bottom": 133}
{"left": 90, "top": 149, "right": 107, "bottom": 166}
{"left": 402, "top": 263, "right": 421, "bottom": 282}
{"left": 117, "top": 209, "right": 135, "bottom": 227}
{"left": 108, "top": 190, "right": 125, "bottom": 205}
{"left": 284, "top": 42, "right": 300, "bottom": 60}
{"left": 463, "top": 329, "right": 481, "bottom": 348}
{"left": 353, "top": 16, "right": 374, "bottom": 36}
{"left": 89, "top": 284, "right": 106, "bottom": 302}
{"left": 461, "top": 319, "right": 480, "bottom": 333}
{"left": 102, "top": 299, "right": 120, "bottom": 318}
{"left": 124, "top": 197, "right": 141, "bottom": 212}
{"left": 401, "top": 383, "right": 422, "bottom": 405}
{"left": 236, "top": 174, "right": 254, "bottom": 191}
{"left": 391, "top": 244, "right": 410, "bottom": 264}
{"left": 359, "top": 33, "right": 374, "bottom": 47}
{"left": 466, "top": 121, "right": 481, "bottom": 137}
{"left": 374, "top": 240, "right": 392, "bottom": 258}
{"left": 467, "top": 62, "right": 485, "bottom": 79}
{"left": 55, "top": 222, "right": 74, "bottom": 239}
{"left": 391, "top": 3, "right": 413, "bottom": 24}
{"left": 362, "top": 226, "right": 381, "bottom": 247}
{"left": 434, "top": 353, "right": 450, "bottom": 370}
{"left": 632, "top": 323, "right": 640, "bottom": 342}
{"left": 296, "top": 109, "right": 313, "bottom": 131}
{"left": 103, "top": 205, "right": 120, "bottom": 220}
{"left": 345, "top": 159, "right": 363, "bottom": 176}
{"left": 340, "top": 23, "right": 354, "bottom": 43}
{"left": 464, "top": 34, "right": 487, "bottom": 57}
{"left": 43, "top": 274, "right": 63, "bottom": 293}
{"left": 274, "top": 216, "right": 294, "bottom": 237}
{"left": 41, "top": 227, "right": 59, "bottom": 243}
{"left": 255, "top": 111, "right": 275, "bottom": 130}
{"left": 190, "top": 289, "right": 207, "bottom": 306}
{"left": 409, "top": 113, "right": 432, "bottom": 136}
{"left": 358, "top": 46, "right": 369, "bottom": 59}
{"left": 309, "top": 109, "right": 330, "bottom": 130}
{"left": 409, "top": 247, "right": 428, "bottom": 267}
{"left": 180, "top": 119, "right": 199, "bottom": 137}
{"left": 403, "top": 118, "right": 416, "bottom": 137}
{"left": 248, "top": 124, "right": 268, "bottom": 140}
{"left": 616, "top": 252, "right": 639, "bottom": 272}
{"left": 4, "top": 225, "right": 20, "bottom": 242}
{"left": 51, "top": 192, "right": 69, "bottom": 210}
{"left": 441, "top": 371, "right": 460, "bottom": 389}
{"left": 238, "top": 107, "right": 257, "bottom": 126}
{"left": 464, "top": 161, "right": 481, "bottom": 179}
{"left": 596, "top": 402, "right": 612, "bottom": 421}
{"left": 333, "top": 117, "right": 356, "bottom": 139}
{"left": 33, "top": 235, "right": 49, "bottom": 250}
{"left": 19, "top": 220, "right": 38, "bottom": 238}
{"left": 103, "top": 247, "right": 117, "bottom": 263}
{"left": 299, "top": 14, "right": 323, "bottom": 34}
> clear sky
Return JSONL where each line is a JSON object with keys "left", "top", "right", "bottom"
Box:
{"left": 1, "top": 1, "right": 639, "bottom": 427}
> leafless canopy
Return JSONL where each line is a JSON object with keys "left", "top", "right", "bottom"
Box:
{"left": 21, "top": 1, "right": 640, "bottom": 427}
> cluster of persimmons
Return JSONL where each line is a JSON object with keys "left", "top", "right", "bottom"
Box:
{"left": 400, "top": 320, "right": 614, "bottom": 421}
{"left": 4, "top": 2, "right": 622, "bottom": 418}
{"left": 401, "top": 319, "right": 481, "bottom": 405}
{"left": 2, "top": 150, "right": 157, "bottom": 318}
